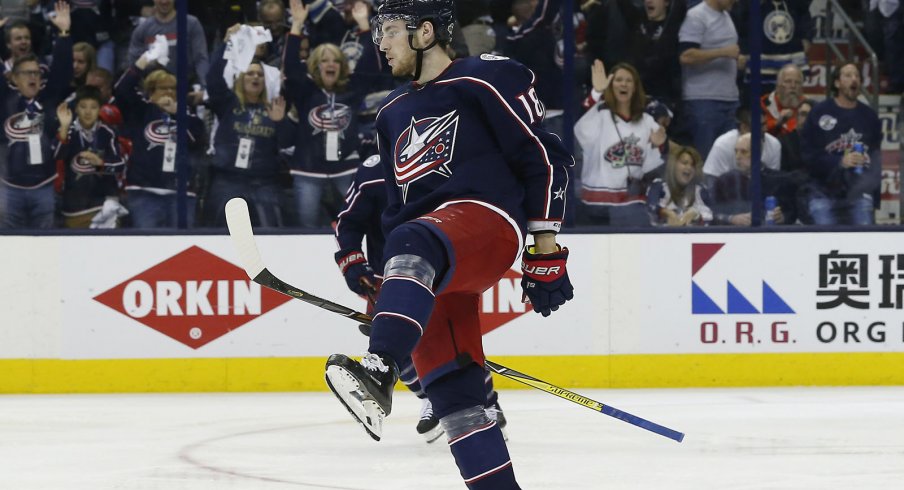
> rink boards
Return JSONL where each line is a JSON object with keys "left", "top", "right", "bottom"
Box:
{"left": 2, "top": 232, "right": 903, "bottom": 393}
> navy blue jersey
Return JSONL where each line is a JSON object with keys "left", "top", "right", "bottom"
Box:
{"left": 0, "top": 36, "right": 73, "bottom": 188}
{"left": 800, "top": 98, "right": 882, "bottom": 200}
{"left": 335, "top": 154, "right": 387, "bottom": 271}
{"left": 283, "top": 33, "right": 367, "bottom": 178}
{"left": 206, "top": 45, "right": 294, "bottom": 178}
{"left": 53, "top": 121, "right": 123, "bottom": 213}
{"left": 113, "top": 67, "right": 205, "bottom": 193}
{"left": 375, "top": 55, "right": 573, "bottom": 236}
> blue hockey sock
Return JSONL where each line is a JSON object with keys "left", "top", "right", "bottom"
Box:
{"left": 428, "top": 365, "right": 520, "bottom": 489}
{"left": 444, "top": 407, "right": 518, "bottom": 489}
{"left": 368, "top": 274, "right": 435, "bottom": 366}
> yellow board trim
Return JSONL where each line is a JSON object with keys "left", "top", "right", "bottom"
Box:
{"left": 2, "top": 353, "right": 904, "bottom": 394}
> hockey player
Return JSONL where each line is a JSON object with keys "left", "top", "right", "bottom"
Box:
{"left": 324, "top": 1, "right": 574, "bottom": 488}
{"left": 335, "top": 153, "right": 507, "bottom": 444}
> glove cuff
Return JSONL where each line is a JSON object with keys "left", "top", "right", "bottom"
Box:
{"left": 335, "top": 249, "right": 367, "bottom": 274}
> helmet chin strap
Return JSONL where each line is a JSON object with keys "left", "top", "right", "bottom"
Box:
{"left": 407, "top": 33, "right": 438, "bottom": 81}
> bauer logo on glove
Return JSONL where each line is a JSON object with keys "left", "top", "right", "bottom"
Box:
{"left": 520, "top": 245, "right": 574, "bottom": 317}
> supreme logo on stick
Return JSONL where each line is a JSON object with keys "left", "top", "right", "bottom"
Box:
{"left": 93, "top": 245, "right": 291, "bottom": 349}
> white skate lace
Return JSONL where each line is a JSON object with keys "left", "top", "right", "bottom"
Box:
{"left": 419, "top": 398, "right": 434, "bottom": 421}
{"left": 360, "top": 353, "right": 389, "bottom": 373}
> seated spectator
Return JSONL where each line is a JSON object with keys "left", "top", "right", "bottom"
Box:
{"left": 646, "top": 146, "right": 714, "bottom": 226}
{"left": 762, "top": 64, "right": 805, "bottom": 136}
{"left": 114, "top": 53, "right": 205, "bottom": 228}
{"left": 678, "top": 0, "right": 742, "bottom": 159}
{"left": 202, "top": 24, "right": 294, "bottom": 228}
{"left": 53, "top": 87, "right": 125, "bottom": 228}
{"left": 284, "top": 0, "right": 369, "bottom": 228}
{"left": 712, "top": 133, "right": 797, "bottom": 226}
{"left": 703, "top": 107, "right": 782, "bottom": 188}
{"left": 777, "top": 97, "right": 814, "bottom": 176}
{"left": 575, "top": 60, "right": 666, "bottom": 226}
{"left": 0, "top": 3, "right": 71, "bottom": 229}
{"left": 800, "top": 63, "right": 882, "bottom": 225}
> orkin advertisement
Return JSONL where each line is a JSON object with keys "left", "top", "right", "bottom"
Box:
{"left": 54, "top": 235, "right": 594, "bottom": 359}
{"left": 610, "top": 232, "right": 904, "bottom": 355}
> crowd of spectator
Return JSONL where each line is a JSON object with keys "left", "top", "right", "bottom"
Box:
{"left": 0, "top": 0, "right": 899, "bottom": 230}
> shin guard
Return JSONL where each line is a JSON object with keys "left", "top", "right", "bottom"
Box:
{"left": 441, "top": 406, "right": 520, "bottom": 489}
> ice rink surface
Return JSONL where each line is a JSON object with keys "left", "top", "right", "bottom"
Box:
{"left": 2, "top": 386, "right": 903, "bottom": 489}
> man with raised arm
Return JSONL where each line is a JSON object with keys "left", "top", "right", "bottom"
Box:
{"left": 321, "top": 0, "right": 574, "bottom": 488}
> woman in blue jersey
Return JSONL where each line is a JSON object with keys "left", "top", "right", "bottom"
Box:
{"left": 284, "top": 2, "right": 371, "bottom": 228}
{"left": 114, "top": 53, "right": 205, "bottom": 228}
{"left": 202, "top": 25, "right": 294, "bottom": 228}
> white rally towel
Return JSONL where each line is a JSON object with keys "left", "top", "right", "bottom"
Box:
{"left": 144, "top": 34, "right": 170, "bottom": 66}
{"left": 223, "top": 25, "right": 274, "bottom": 89}
{"left": 262, "top": 64, "right": 281, "bottom": 103}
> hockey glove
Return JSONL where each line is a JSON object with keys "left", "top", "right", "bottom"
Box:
{"left": 335, "top": 248, "right": 378, "bottom": 297}
{"left": 521, "top": 245, "right": 573, "bottom": 317}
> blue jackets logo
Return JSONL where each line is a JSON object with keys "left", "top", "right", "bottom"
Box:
{"left": 692, "top": 243, "right": 794, "bottom": 314}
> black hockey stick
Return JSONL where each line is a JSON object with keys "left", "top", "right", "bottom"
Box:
{"left": 224, "top": 198, "right": 685, "bottom": 443}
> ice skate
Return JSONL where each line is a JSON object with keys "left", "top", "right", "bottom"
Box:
{"left": 416, "top": 397, "right": 444, "bottom": 443}
{"left": 325, "top": 353, "right": 398, "bottom": 441}
{"left": 487, "top": 400, "right": 508, "bottom": 440}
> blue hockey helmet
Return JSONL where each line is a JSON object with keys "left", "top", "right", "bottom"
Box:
{"left": 371, "top": 0, "right": 455, "bottom": 45}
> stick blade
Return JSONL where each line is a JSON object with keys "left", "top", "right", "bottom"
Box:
{"left": 225, "top": 197, "right": 266, "bottom": 280}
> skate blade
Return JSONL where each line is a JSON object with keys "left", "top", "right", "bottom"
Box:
{"left": 325, "top": 365, "right": 385, "bottom": 441}
{"left": 419, "top": 424, "right": 445, "bottom": 444}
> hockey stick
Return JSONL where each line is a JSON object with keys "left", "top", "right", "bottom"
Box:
{"left": 224, "top": 198, "right": 685, "bottom": 443}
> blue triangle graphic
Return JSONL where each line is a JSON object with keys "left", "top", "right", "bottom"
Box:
{"left": 762, "top": 281, "right": 795, "bottom": 313}
{"left": 692, "top": 281, "right": 723, "bottom": 314}
{"left": 727, "top": 281, "right": 759, "bottom": 313}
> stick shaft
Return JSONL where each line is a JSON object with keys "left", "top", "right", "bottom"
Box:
{"left": 486, "top": 361, "right": 684, "bottom": 442}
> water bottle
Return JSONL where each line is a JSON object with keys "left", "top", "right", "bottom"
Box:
{"left": 852, "top": 143, "right": 864, "bottom": 175}
{"left": 764, "top": 196, "right": 777, "bottom": 226}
